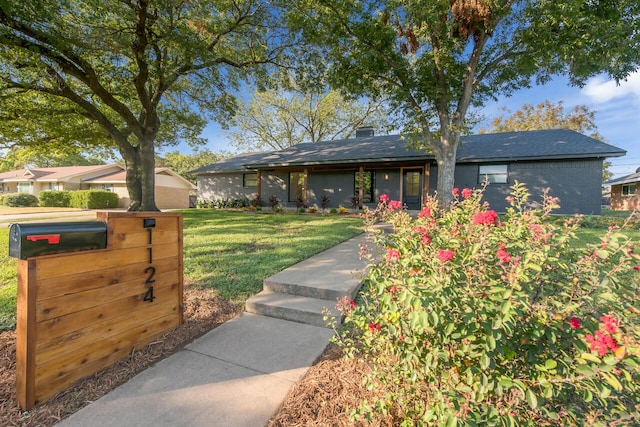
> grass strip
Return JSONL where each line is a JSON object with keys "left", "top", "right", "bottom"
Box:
{"left": 0, "top": 210, "right": 364, "bottom": 330}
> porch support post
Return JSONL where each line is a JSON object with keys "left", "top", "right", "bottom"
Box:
{"left": 358, "top": 167, "right": 364, "bottom": 208}
{"left": 303, "top": 168, "right": 308, "bottom": 206}
{"left": 399, "top": 167, "right": 404, "bottom": 204}
{"left": 423, "top": 162, "right": 430, "bottom": 203}
{"left": 256, "top": 170, "right": 262, "bottom": 203}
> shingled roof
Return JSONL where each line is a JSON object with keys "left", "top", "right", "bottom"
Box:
{"left": 604, "top": 169, "right": 640, "bottom": 186}
{"left": 190, "top": 151, "right": 275, "bottom": 174}
{"left": 194, "top": 129, "right": 626, "bottom": 173}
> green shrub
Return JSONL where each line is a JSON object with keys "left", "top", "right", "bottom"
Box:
{"left": 39, "top": 190, "right": 71, "bottom": 207}
{"left": 3, "top": 192, "right": 39, "bottom": 207}
{"left": 69, "top": 190, "right": 119, "bottom": 209}
{"left": 333, "top": 182, "right": 640, "bottom": 425}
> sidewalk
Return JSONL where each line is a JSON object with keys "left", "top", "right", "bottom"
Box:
{"left": 0, "top": 209, "right": 124, "bottom": 227}
{"left": 56, "top": 231, "right": 374, "bottom": 427}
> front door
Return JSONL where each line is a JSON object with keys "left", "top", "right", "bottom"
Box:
{"left": 403, "top": 170, "right": 422, "bottom": 210}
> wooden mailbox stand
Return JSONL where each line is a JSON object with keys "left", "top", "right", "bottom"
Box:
{"left": 16, "top": 211, "right": 184, "bottom": 410}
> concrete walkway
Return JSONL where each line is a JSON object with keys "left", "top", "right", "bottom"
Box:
{"left": 0, "top": 209, "right": 124, "bottom": 227}
{"left": 56, "top": 231, "right": 375, "bottom": 427}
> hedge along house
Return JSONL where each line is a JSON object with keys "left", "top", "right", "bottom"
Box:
{"left": 604, "top": 168, "right": 640, "bottom": 211}
{"left": 0, "top": 165, "right": 195, "bottom": 209}
{"left": 193, "top": 128, "right": 626, "bottom": 215}
{"left": 82, "top": 167, "right": 195, "bottom": 209}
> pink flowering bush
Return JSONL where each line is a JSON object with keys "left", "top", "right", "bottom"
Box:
{"left": 334, "top": 182, "right": 640, "bottom": 425}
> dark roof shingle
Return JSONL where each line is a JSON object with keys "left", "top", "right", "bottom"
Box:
{"left": 195, "top": 129, "right": 626, "bottom": 173}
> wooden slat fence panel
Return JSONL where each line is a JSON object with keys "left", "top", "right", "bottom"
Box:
{"left": 15, "top": 212, "right": 184, "bottom": 410}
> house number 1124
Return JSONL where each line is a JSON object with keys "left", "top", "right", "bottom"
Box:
{"left": 143, "top": 218, "right": 156, "bottom": 302}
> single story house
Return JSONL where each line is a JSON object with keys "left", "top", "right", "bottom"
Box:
{"left": 193, "top": 128, "right": 626, "bottom": 215}
{"left": 604, "top": 168, "right": 640, "bottom": 211}
{"left": 0, "top": 165, "right": 195, "bottom": 209}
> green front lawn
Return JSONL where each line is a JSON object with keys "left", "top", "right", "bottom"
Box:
{"left": 0, "top": 210, "right": 364, "bottom": 331}
{"left": 1, "top": 209, "right": 638, "bottom": 332}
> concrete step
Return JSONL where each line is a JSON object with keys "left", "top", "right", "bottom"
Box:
{"left": 262, "top": 277, "right": 357, "bottom": 302}
{"left": 245, "top": 291, "right": 342, "bottom": 329}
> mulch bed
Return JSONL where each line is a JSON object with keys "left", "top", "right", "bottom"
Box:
{"left": 268, "top": 343, "right": 395, "bottom": 427}
{"left": 0, "top": 287, "right": 241, "bottom": 426}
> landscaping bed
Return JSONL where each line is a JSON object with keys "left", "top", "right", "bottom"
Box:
{"left": 0, "top": 287, "right": 241, "bottom": 426}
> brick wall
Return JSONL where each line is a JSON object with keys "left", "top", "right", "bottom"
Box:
{"left": 155, "top": 186, "right": 190, "bottom": 209}
{"left": 610, "top": 183, "right": 640, "bottom": 211}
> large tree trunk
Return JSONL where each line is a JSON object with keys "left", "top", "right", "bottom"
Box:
{"left": 433, "top": 130, "right": 460, "bottom": 208}
{"left": 122, "top": 147, "right": 143, "bottom": 211}
{"left": 139, "top": 136, "right": 159, "bottom": 211}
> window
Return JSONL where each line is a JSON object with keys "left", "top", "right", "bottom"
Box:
{"left": 17, "top": 182, "right": 33, "bottom": 194}
{"left": 289, "top": 172, "right": 305, "bottom": 202}
{"left": 243, "top": 173, "right": 258, "bottom": 188}
{"left": 101, "top": 184, "right": 114, "bottom": 192}
{"left": 479, "top": 165, "right": 508, "bottom": 184}
{"left": 622, "top": 184, "right": 636, "bottom": 196}
{"left": 354, "top": 171, "right": 375, "bottom": 203}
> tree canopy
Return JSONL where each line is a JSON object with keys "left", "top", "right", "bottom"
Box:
{"left": 158, "top": 149, "right": 224, "bottom": 185}
{"left": 0, "top": 0, "right": 284, "bottom": 210}
{"left": 228, "top": 81, "right": 390, "bottom": 151}
{"left": 283, "top": 0, "right": 640, "bottom": 205}
{"left": 0, "top": 146, "right": 110, "bottom": 172}
{"left": 481, "top": 100, "right": 613, "bottom": 181}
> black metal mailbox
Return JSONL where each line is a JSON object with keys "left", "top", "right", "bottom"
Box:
{"left": 9, "top": 221, "right": 107, "bottom": 259}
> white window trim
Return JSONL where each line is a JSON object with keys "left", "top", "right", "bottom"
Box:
{"left": 479, "top": 164, "right": 508, "bottom": 184}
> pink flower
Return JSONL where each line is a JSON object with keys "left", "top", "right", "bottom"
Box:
{"left": 413, "top": 225, "right": 428, "bottom": 235}
{"left": 497, "top": 248, "right": 510, "bottom": 263}
{"left": 418, "top": 207, "right": 432, "bottom": 218}
{"left": 379, "top": 194, "right": 389, "bottom": 203}
{"left": 388, "top": 200, "right": 402, "bottom": 210}
{"left": 569, "top": 317, "right": 581, "bottom": 330}
{"left": 390, "top": 285, "right": 397, "bottom": 294}
{"left": 600, "top": 315, "right": 619, "bottom": 334}
{"left": 462, "top": 188, "right": 472, "bottom": 198}
{"left": 386, "top": 248, "right": 401, "bottom": 261}
{"left": 349, "top": 300, "right": 356, "bottom": 309}
{"left": 634, "top": 266, "right": 639, "bottom": 271}
{"left": 438, "top": 249, "right": 454, "bottom": 262}
{"left": 452, "top": 188, "right": 460, "bottom": 196}
{"left": 368, "top": 322, "right": 381, "bottom": 333}
{"left": 586, "top": 330, "right": 619, "bottom": 356}
{"left": 421, "top": 234, "right": 431, "bottom": 245}
{"left": 473, "top": 210, "right": 498, "bottom": 225}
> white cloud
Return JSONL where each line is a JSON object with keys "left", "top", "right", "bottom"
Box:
{"left": 582, "top": 71, "right": 640, "bottom": 104}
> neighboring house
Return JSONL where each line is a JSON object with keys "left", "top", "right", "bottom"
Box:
{"left": 192, "top": 129, "right": 626, "bottom": 215}
{"left": 604, "top": 168, "right": 640, "bottom": 211}
{"left": 0, "top": 165, "right": 195, "bottom": 209}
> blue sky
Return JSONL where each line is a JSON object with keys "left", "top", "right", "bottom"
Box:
{"left": 189, "top": 71, "right": 640, "bottom": 180}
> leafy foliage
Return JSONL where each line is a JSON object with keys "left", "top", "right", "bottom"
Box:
{"left": 480, "top": 100, "right": 613, "bottom": 181}
{"left": 283, "top": 0, "right": 640, "bottom": 206}
{"left": 334, "top": 183, "right": 640, "bottom": 425}
{"left": 2, "top": 193, "right": 38, "bottom": 207}
{"left": 481, "top": 101, "right": 604, "bottom": 140}
{"left": 0, "top": 0, "right": 285, "bottom": 210}
{"left": 228, "top": 82, "right": 390, "bottom": 151}
{"left": 68, "top": 190, "right": 119, "bottom": 209}
{"left": 158, "top": 149, "right": 225, "bottom": 185}
{"left": 38, "top": 190, "right": 71, "bottom": 208}
{"left": 0, "top": 147, "right": 113, "bottom": 172}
